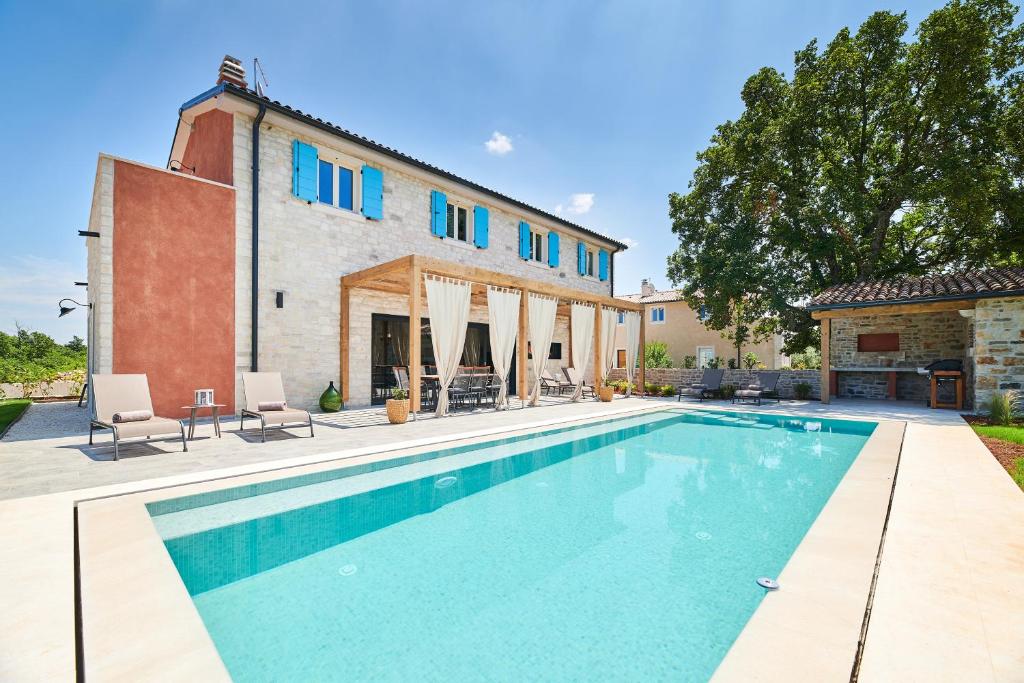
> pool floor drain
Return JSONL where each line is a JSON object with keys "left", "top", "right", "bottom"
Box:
{"left": 338, "top": 564, "right": 358, "bottom": 576}
{"left": 757, "top": 577, "right": 779, "bottom": 590}
{"left": 695, "top": 531, "right": 712, "bottom": 541}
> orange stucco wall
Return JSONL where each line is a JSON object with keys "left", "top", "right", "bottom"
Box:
{"left": 180, "top": 109, "right": 234, "bottom": 185}
{"left": 112, "top": 160, "right": 235, "bottom": 417}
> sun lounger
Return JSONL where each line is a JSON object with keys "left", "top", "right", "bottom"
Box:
{"left": 733, "top": 372, "right": 781, "bottom": 405}
{"left": 241, "top": 372, "right": 314, "bottom": 442}
{"left": 540, "top": 369, "right": 573, "bottom": 395}
{"left": 562, "top": 367, "right": 596, "bottom": 399}
{"left": 89, "top": 374, "right": 187, "bottom": 460}
{"left": 677, "top": 369, "right": 725, "bottom": 402}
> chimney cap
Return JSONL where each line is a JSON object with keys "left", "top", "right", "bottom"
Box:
{"left": 217, "top": 54, "right": 247, "bottom": 89}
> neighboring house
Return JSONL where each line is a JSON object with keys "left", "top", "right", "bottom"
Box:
{"left": 83, "top": 57, "right": 629, "bottom": 416}
{"left": 613, "top": 280, "right": 786, "bottom": 369}
{"left": 807, "top": 268, "right": 1024, "bottom": 408}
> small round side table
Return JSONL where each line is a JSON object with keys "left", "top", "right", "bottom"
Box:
{"left": 182, "top": 403, "right": 226, "bottom": 440}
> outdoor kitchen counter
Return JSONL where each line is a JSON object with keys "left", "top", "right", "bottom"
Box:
{"left": 829, "top": 367, "right": 922, "bottom": 400}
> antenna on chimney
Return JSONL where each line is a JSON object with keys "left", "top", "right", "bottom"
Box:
{"left": 253, "top": 58, "right": 269, "bottom": 96}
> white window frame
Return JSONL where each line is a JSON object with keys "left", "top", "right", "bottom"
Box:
{"left": 444, "top": 199, "right": 473, "bottom": 244}
{"left": 529, "top": 229, "right": 546, "bottom": 263}
{"left": 586, "top": 249, "right": 595, "bottom": 277}
{"left": 650, "top": 306, "right": 666, "bottom": 324}
{"left": 697, "top": 346, "right": 715, "bottom": 368}
{"left": 315, "top": 148, "right": 362, "bottom": 214}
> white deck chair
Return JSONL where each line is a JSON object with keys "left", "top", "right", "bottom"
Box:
{"left": 241, "top": 372, "right": 314, "bottom": 442}
{"left": 89, "top": 374, "right": 187, "bottom": 460}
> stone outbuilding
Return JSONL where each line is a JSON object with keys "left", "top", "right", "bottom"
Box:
{"left": 806, "top": 268, "right": 1024, "bottom": 410}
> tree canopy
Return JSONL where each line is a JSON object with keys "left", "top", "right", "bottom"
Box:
{"left": 668, "top": 0, "right": 1024, "bottom": 352}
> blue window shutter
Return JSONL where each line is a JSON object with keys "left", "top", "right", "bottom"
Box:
{"left": 473, "top": 206, "right": 489, "bottom": 248}
{"left": 577, "top": 242, "right": 586, "bottom": 275}
{"left": 599, "top": 250, "right": 609, "bottom": 281}
{"left": 361, "top": 165, "right": 383, "bottom": 220}
{"left": 519, "top": 221, "right": 531, "bottom": 259}
{"left": 431, "top": 190, "right": 447, "bottom": 237}
{"left": 292, "top": 140, "right": 318, "bottom": 202}
{"left": 547, "top": 232, "right": 560, "bottom": 267}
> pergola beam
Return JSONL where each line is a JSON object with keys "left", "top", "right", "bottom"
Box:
{"left": 809, "top": 298, "right": 976, "bottom": 320}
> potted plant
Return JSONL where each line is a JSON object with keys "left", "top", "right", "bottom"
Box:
{"left": 386, "top": 388, "right": 410, "bottom": 424}
{"left": 599, "top": 378, "right": 615, "bottom": 402}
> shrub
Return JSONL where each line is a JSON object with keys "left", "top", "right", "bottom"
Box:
{"left": 727, "top": 358, "right": 737, "bottom": 369}
{"left": 659, "top": 384, "right": 675, "bottom": 397}
{"left": 720, "top": 384, "right": 737, "bottom": 399}
{"left": 683, "top": 355, "right": 696, "bottom": 369}
{"left": 789, "top": 346, "right": 822, "bottom": 370}
{"left": 706, "top": 356, "right": 723, "bottom": 369}
{"left": 743, "top": 352, "right": 759, "bottom": 369}
{"left": 644, "top": 341, "right": 674, "bottom": 369}
{"left": 793, "top": 382, "right": 812, "bottom": 400}
{"left": 986, "top": 390, "right": 1020, "bottom": 426}
{"left": 644, "top": 382, "right": 659, "bottom": 395}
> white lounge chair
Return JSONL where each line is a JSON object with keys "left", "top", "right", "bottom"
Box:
{"left": 241, "top": 372, "right": 314, "bottom": 442}
{"left": 89, "top": 374, "right": 187, "bottom": 460}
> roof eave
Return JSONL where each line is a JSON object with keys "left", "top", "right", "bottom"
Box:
{"left": 805, "top": 288, "right": 1024, "bottom": 311}
{"left": 197, "top": 83, "right": 628, "bottom": 251}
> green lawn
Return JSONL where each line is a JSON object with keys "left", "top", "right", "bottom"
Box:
{"left": 972, "top": 424, "right": 1024, "bottom": 446}
{"left": 0, "top": 399, "right": 31, "bottom": 435}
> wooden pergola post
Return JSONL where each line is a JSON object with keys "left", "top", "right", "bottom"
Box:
{"left": 593, "top": 303, "right": 603, "bottom": 389}
{"left": 518, "top": 288, "right": 529, "bottom": 406}
{"left": 409, "top": 260, "right": 422, "bottom": 412}
{"left": 820, "top": 317, "right": 830, "bottom": 404}
{"left": 340, "top": 279, "right": 350, "bottom": 404}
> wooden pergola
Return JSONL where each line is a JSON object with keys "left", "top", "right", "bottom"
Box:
{"left": 810, "top": 298, "right": 979, "bottom": 404}
{"left": 340, "top": 254, "right": 646, "bottom": 411}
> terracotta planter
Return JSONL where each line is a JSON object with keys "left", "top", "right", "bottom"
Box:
{"left": 386, "top": 398, "right": 410, "bottom": 424}
{"left": 598, "top": 386, "right": 614, "bottom": 402}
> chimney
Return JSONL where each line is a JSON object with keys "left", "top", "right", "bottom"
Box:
{"left": 217, "top": 55, "right": 247, "bottom": 89}
{"left": 640, "top": 278, "right": 656, "bottom": 297}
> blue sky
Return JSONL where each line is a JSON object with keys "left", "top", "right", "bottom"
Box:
{"left": 0, "top": 0, "right": 944, "bottom": 342}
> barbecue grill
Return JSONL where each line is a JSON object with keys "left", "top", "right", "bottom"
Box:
{"left": 917, "top": 359, "right": 964, "bottom": 409}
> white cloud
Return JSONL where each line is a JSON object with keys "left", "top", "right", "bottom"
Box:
{"left": 554, "top": 204, "right": 564, "bottom": 214}
{"left": 618, "top": 236, "right": 639, "bottom": 249}
{"left": 563, "top": 193, "right": 594, "bottom": 215}
{"left": 0, "top": 255, "right": 87, "bottom": 342}
{"left": 484, "top": 131, "right": 514, "bottom": 156}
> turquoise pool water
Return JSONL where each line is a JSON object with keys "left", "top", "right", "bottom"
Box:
{"left": 151, "top": 409, "right": 875, "bottom": 682}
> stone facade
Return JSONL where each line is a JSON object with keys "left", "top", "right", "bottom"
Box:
{"left": 231, "top": 113, "right": 614, "bottom": 409}
{"left": 829, "top": 311, "right": 969, "bottom": 402}
{"left": 606, "top": 368, "right": 821, "bottom": 400}
{"left": 973, "top": 296, "right": 1024, "bottom": 408}
{"left": 86, "top": 156, "right": 115, "bottom": 377}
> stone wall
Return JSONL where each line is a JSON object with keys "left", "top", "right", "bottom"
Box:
{"left": 973, "top": 296, "right": 1024, "bottom": 409}
{"left": 829, "top": 311, "right": 969, "bottom": 402}
{"left": 605, "top": 368, "right": 822, "bottom": 399}
{"left": 233, "top": 114, "right": 613, "bottom": 409}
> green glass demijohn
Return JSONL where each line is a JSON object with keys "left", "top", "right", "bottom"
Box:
{"left": 319, "top": 381, "right": 343, "bottom": 412}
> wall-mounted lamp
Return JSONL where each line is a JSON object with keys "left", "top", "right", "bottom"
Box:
{"left": 57, "top": 298, "right": 95, "bottom": 409}
{"left": 78, "top": 230, "right": 100, "bottom": 238}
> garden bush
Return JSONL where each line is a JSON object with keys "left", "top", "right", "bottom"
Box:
{"left": 683, "top": 355, "right": 696, "bottom": 369}
{"left": 793, "top": 382, "right": 813, "bottom": 400}
{"left": 986, "top": 390, "right": 1020, "bottom": 426}
{"left": 659, "top": 384, "right": 675, "bottom": 397}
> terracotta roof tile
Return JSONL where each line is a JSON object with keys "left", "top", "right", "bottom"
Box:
{"left": 617, "top": 290, "right": 687, "bottom": 304}
{"left": 807, "top": 267, "right": 1024, "bottom": 309}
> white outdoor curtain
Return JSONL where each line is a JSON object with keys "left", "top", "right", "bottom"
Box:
{"left": 569, "top": 303, "right": 595, "bottom": 401}
{"left": 528, "top": 293, "right": 558, "bottom": 406}
{"left": 425, "top": 275, "right": 471, "bottom": 417}
{"left": 486, "top": 286, "right": 521, "bottom": 409}
{"left": 600, "top": 308, "right": 618, "bottom": 384}
{"left": 624, "top": 310, "right": 641, "bottom": 397}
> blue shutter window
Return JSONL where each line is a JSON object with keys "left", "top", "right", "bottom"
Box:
{"left": 338, "top": 167, "right": 354, "bottom": 210}
{"left": 361, "top": 165, "right": 383, "bottom": 220}
{"left": 599, "top": 250, "right": 609, "bottom": 281}
{"left": 699, "top": 305, "right": 708, "bottom": 321}
{"left": 431, "top": 190, "right": 447, "bottom": 237}
{"left": 577, "top": 242, "right": 586, "bottom": 275}
{"left": 519, "top": 221, "right": 531, "bottom": 260}
{"left": 292, "top": 140, "right": 318, "bottom": 202}
{"left": 318, "top": 160, "right": 333, "bottom": 206}
{"left": 617, "top": 311, "right": 625, "bottom": 324}
{"left": 473, "top": 206, "right": 489, "bottom": 248}
{"left": 547, "top": 232, "right": 560, "bottom": 267}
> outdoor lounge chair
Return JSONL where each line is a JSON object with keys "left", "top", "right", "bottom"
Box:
{"left": 241, "top": 372, "right": 314, "bottom": 442}
{"left": 677, "top": 369, "right": 725, "bottom": 402}
{"left": 540, "top": 369, "right": 573, "bottom": 395}
{"left": 89, "top": 373, "right": 187, "bottom": 460}
{"left": 732, "top": 372, "right": 781, "bottom": 406}
{"left": 562, "top": 367, "right": 596, "bottom": 399}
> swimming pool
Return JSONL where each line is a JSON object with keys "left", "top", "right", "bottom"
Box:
{"left": 150, "top": 409, "right": 876, "bottom": 681}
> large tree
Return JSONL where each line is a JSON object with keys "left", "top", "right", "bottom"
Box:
{"left": 668, "top": 0, "right": 1024, "bottom": 352}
